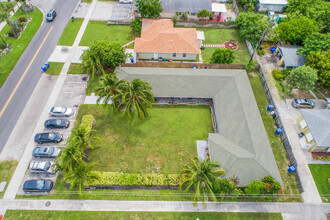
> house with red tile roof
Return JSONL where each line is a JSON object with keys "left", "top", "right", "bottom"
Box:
{"left": 134, "top": 19, "right": 200, "bottom": 61}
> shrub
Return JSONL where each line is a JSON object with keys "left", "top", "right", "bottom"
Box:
{"left": 180, "top": 13, "right": 188, "bottom": 20}
{"left": 257, "top": 49, "right": 265, "bottom": 56}
{"left": 89, "top": 172, "right": 184, "bottom": 186}
{"left": 19, "top": 16, "right": 27, "bottom": 22}
{"left": 272, "top": 69, "right": 284, "bottom": 81}
{"left": 262, "top": 175, "right": 275, "bottom": 184}
{"left": 210, "top": 48, "right": 235, "bottom": 64}
{"left": 79, "top": 115, "right": 94, "bottom": 133}
{"left": 245, "top": 60, "right": 258, "bottom": 72}
{"left": 314, "top": 156, "right": 330, "bottom": 161}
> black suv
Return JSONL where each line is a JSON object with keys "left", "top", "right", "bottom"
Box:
{"left": 34, "top": 132, "right": 63, "bottom": 144}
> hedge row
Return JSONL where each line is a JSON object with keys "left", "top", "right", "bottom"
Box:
{"left": 89, "top": 172, "right": 184, "bottom": 186}
{"left": 80, "top": 114, "right": 94, "bottom": 132}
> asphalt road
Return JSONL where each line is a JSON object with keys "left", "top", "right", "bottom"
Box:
{"left": 0, "top": 0, "right": 79, "bottom": 153}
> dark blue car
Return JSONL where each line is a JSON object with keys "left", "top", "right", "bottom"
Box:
{"left": 44, "top": 119, "right": 70, "bottom": 129}
{"left": 23, "top": 179, "right": 53, "bottom": 192}
{"left": 34, "top": 132, "right": 62, "bottom": 144}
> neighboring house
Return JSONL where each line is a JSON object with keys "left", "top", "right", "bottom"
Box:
{"left": 134, "top": 19, "right": 200, "bottom": 61}
{"left": 161, "top": 0, "right": 212, "bottom": 15}
{"left": 257, "top": 0, "right": 288, "bottom": 12}
{"left": 117, "top": 67, "right": 283, "bottom": 187}
{"left": 273, "top": 46, "right": 306, "bottom": 69}
{"left": 298, "top": 110, "right": 330, "bottom": 156}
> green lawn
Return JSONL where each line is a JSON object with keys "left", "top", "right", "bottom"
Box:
{"left": 44, "top": 62, "right": 64, "bottom": 75}
{"left": 4, "top": 210, "right": 282, "bottom": 220}
{"left": 309, "top": 164, "right": 330, "bottom": 203}
{"left": 248, "top": 71, "right": 302, "bottom": 202}
{"left": 58, "top": 18, "right": 84, "bottom": 46}
{"left": 0, "top": 8, "right": 43, "bottom": 87}
{"left": 198, "top": 28, "right": 250, "bottom": 65}
{"left": 0, "top": 160, "right": 18, "bottom": 198}
{"left": 86, "top": 74, "right": 102, "bottom": 95}
{"left": 79, "top": 22, "right": 132, "bottom": 46}
{"left": 75, "top": 104, "right": 213, "bottom": 174}
{"left": 67, "top": 63, "right": 84, "bottom": 74}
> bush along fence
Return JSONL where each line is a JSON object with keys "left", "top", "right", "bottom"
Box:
{"left": 121, "top": 62, "right": 245, "bottom": 69}
{"left": 231, "top": 0, "right": 304, "bottom": 193}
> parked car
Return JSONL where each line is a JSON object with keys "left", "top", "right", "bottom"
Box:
{"left": 23, "top": 179, "right": 53, "bottom": 193}
{"left": 28, "top": 161, "right": 57, "bottom": 174}
{"left": 325, "top": 98, "right": 330, "bottom": 109}
{"left": 46, "top": 9, "right": 56, "bottom": 22}
{"left": 49, "top": 107, "right": 73, "bottom": 117}
{"left": 44, "top": 119, "right": 70, "bottom": 129}
{"left": 32, "top": 146, "right": 62, "bottom": 158}
{"left": 119, "top": 0, "right": 133, "bottom": 3}
{"left": 34, "top": 132, "right": 63, "bottom": 144}
{"left": 292, "top": 98, "right": 315, "bottom": 109}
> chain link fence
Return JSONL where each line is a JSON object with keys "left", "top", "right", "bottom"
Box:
{"left": 232, "top": 0, "right": 304, "bottom": 193}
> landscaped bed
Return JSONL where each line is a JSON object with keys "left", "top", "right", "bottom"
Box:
{"left": 79, "top": 22, "right": 132, "bottom": 47}
{"left": 3, "top": 210, "right": 283, "bottom": 220}
{"left": 309, "top": 164, "right": 330, "bottom": 203}
{"left": 198, "top": 28, "right": 250, "bottom": 65}
{"left": 75, "top": 104, "right": 213, "bottom": 174}
{"left": 0, "top": 8, "right": 43, "bottom": 87}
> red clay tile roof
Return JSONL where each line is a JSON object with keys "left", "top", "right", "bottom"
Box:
{"left": 134, "top": 19, "right": 199, "bottom": 54}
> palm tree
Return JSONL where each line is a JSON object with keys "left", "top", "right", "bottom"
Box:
{"left": 81, "top": 48, "right": 105, "bottom": 80}
{"left": 56, "top": 144, "right": 86, "bottom": 173}
{"left": 95, "top": 73, "right": 123, "bottom": 107}
{"left": 70, "top": 127, "right": 100, "bottom": 152}
{"left": 64, "top": 162, "right": 100, "bottom": 192}
{"left": 113, "top": 78, "right": 154, "bottom": 120}
{"left": 180, "top": 157, "right": 226, "bottom": 203}
{"left": 0, "top": 2, "right": 18, "bottom": 38}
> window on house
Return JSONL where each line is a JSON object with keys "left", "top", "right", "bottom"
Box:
{"left": 173, "top": 53, "right": 176, "bottom": 57}
{"left": 183, "top": 53, "right": 186, "bottom": 57}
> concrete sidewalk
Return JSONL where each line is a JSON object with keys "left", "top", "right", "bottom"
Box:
{"left": 0, "top": 199, "right": 329, "bottom": 220}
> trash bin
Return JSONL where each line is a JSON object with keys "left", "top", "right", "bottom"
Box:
{"left": 130, "top": 57, "right": 134, "bottom": 63}
{"left": 41, "top": 66, "right": 47, "bottom": 72}
{"left": 288, "top": 166, "right": 296, "bottom": 173}
{"left": 193, "top": 66, "right": 197, "bottom": 69}
{"left": 275, "top": 128, "right": 282, "bottom": 134}
{"left": 44, "top": 62, "right": 49, "bottom": 68}
{"left": 267, "top": 104, "right": 273, "bottom": 111}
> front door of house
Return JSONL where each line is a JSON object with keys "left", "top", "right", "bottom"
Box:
{"left": 154, "top": 52, "right": 158, "bottom": 60}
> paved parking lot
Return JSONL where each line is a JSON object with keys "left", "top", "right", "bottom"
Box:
{"left": 17, "top": 74, "right": 87, "bottom": 196}
{"left": 91, "top": 1, "right": 132, "bottom": 21}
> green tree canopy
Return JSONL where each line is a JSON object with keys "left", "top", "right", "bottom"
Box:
{"left": 130, "top": 18, "right": 142, "bottom": 37}
{"left": 297, "top": 33, "right": 330, "bottom": 56}
{"left": 276, "top": 17, "right": 318, "bottom": 45}
{"left": 135, "top": 0, "right": 163, "bottom": 18}
{"left": 96, "top": 73, "right": 123, "bottom": 107}
{"left": 210, "top": 48, "right": 235, "bottom": 64}
{"left": 286, "top": 65, "right": 318, "bottom": 91}
{"left": 196, "top": 9, "right": 214, "bottom": 19}
{"left": 180, "top": 157, "right": 226, "bottom": 203}
{"left": 81, "top": 41, "right": 127, "bottom": 73}
{"left": 285, "top": 0, "right": 330, "bottom": 32}
{"left": 306, "top": 50, "right": 330, "bottom": 88}
{"left": 238, "top": 0, "right": 258, "bottom": 12}
{"left": 235, "top": 12, "right": 268, "bottom": 48}
{"left": 0, "top": 2, "right": 19, "bottom": 38}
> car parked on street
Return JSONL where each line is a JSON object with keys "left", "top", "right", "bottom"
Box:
{"left": 44, "top": 119, "right": 70, "bottom": 129}
{"left": 28, "top": 161, "right": 57, "bottom": 174}
{"left": 292, "top": 98, "right": 315, "bottom": 109}
{"left": 49, "top": 107, "right": 73, "bottom": 117}
{"left": 34, "top": 132, "right": 63, "bottom": 144}
{"left": 23, "top": 179, "right": 53, "bottom": 193}
{"left": 32, "top": 146, "right": 62, "bottom": 158}
{"left": 46, "top": 9, "right": 56, "bottom": 22}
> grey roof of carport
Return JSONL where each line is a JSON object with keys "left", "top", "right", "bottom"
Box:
{"left": 116, "top": 67, "right": 283, "bottom": 186}
{"left": 161, "top": 0, "right": 212, "bottom": 13}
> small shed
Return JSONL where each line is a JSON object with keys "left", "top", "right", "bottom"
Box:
{"left": 274, "top": 46, "right": 306, "bottom": 69}
{"left": 196, "top": 31, "right": 205, "bottom": 48}
{"left": 257, "top": 0, "right": 288, "bottom": 12}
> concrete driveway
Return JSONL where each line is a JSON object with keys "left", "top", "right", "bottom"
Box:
{"left": 91, "top": 1, "right": 132, "bottom": 21}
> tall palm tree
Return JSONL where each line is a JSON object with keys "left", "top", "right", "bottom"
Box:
{"left": 180, "top": 157, "right": 226, "bottom": 203}
{"left": 95, "top": 73, "right": 123, "bottom": 107}
{"left": 81, "top": 48, "right": 105, "bottom": 80}
{"left": 64, "top": 162, "right": 100, "bottom": 192}
{"left": 56, "top": 144, "right": 85, "bottom": 173}
{"left": 113, "top": 78, "right": 154, "bottom": 120}
{"left": 0, "top": 2, "right": 18, "bottom": 38}
{"left": 70, "top": 127, "right": 100, "bottom": 152}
